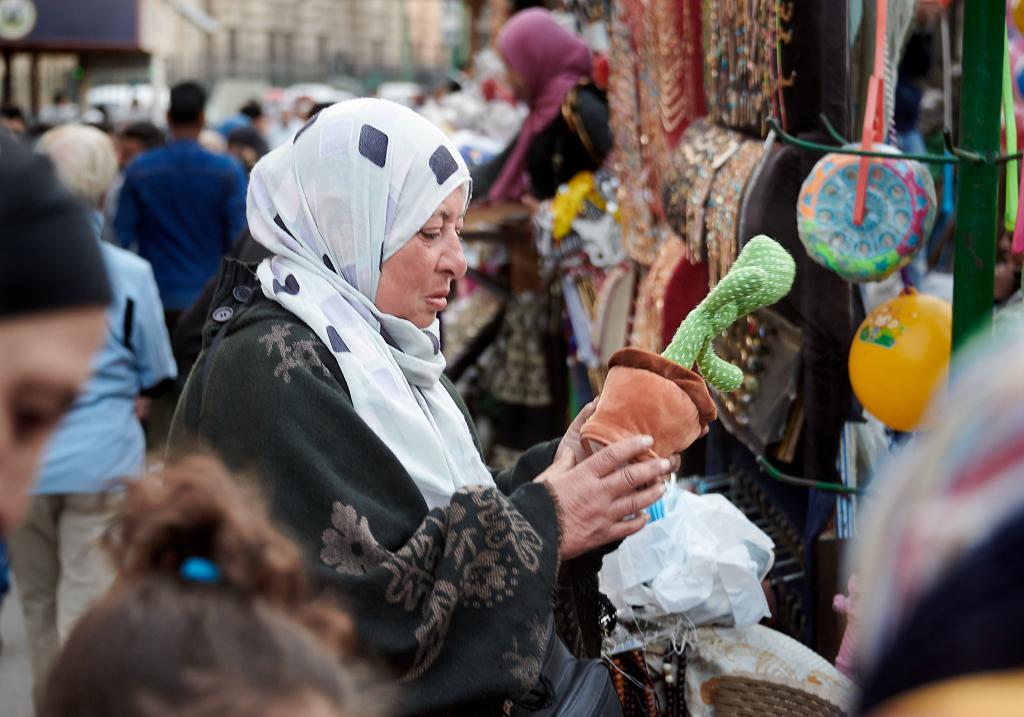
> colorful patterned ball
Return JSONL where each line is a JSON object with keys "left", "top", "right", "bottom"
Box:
{"left": 848, "top": 290, "right": 951, "bottom": 432}
{"left": 1014, "top": 0, "right": 1024, "bottom": 37}
{"left": 797, "top": 144, "right": 937, "bottom": 283}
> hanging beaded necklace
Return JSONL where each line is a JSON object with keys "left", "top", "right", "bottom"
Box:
{"left": 703, "top": 0, "right": 794, "bottom": 135}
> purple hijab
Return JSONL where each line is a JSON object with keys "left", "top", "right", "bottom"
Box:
{"left": 489, "top": 9, "right": 592, "bottom": 202}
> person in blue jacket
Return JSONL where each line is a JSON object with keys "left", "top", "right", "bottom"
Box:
{"left": 115, "top": 82, "right": 247, "bottom": 331}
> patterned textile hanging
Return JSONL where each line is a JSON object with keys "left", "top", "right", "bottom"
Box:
{"left": 608, "top": 0, "right": 705, "bottom": 266}
{"left": 650, "top": 0, "right": 706, "bottom": 149}
{"left": 608, "top": 0, "right": 659, "bottom": 265}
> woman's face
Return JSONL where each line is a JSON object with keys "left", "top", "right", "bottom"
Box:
{"left": 375, "top": 187, "right": 468, "bottom": 329}
{"left": 0, "top": 307, "right": 105, "bottom": 535}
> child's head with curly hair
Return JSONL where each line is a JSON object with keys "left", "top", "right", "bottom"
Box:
{"left": 40, "top": 455, "right": 385, "bottom": 717}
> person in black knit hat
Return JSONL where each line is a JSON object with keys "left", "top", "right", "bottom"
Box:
{"left": 0, "top": 129, "right": 111, "bottom": 536}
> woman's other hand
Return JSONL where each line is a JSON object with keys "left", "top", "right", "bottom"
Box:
{"left": 555, "top": 400, "right": 597, "bottom": 463}
{"left": 537, "top": 435, "right": 673, "bottom": 560}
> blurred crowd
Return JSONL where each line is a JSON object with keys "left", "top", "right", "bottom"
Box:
{"left": 0, "top": 81, "right": 390, "bottom": 716}
{"left": 0, "top": 49, "right": 549, "bottom": 715}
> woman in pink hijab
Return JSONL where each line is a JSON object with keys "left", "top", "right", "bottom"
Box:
{"left": 476, "top": 8, "right": 613, "bottom": 203}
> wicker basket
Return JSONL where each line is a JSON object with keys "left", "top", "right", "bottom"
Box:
{"left": 713, "top": 673, "right": 846, "bottom": 717}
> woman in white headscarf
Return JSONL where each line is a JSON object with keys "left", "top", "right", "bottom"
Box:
{"left": 168, "top": 99, "right": 680, "bottom": 716}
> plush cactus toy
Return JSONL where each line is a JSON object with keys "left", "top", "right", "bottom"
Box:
{"left": 579, "top": 235, "right": 794, "bottom": 463}
{"left": 661, "top": 235, "right": 796, "bottom": 392}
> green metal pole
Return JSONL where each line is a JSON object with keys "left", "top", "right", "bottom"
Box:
{"left": 951, "top": 1, "right": 1003, "bottom": 351}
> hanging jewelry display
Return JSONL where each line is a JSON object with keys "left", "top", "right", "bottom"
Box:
{"left": 704, "top": 139, "right": 767, "bottom": 287}
{"left": 608, "top": 0, "right": 660, "bottom": 266}
{"left": 683, "top": 141, "right": 728, "bottom": 257}
{"left": 630, "top": 228, "right": 690, "bottom": 353}
{"left": 636, "top": 4, "right": 670, "bottom": 202}
{"left": 703, "top": 0, "right": 795, "bottom": 135}
{"left": 606, "top": 0, "right": 712, "bottom": 267}
{"left": 712, "top": 309, "right": 803, "bottom": 456}
{"left": 652, "top": 0, "right": 705, "bottom": 149}
{"left": 771, "top": 0, "right": 796, "bottom": 130}
{"left": 631, "top": 0, "right": 707, "bottom": 211}
{"left": 608, "top": 648, "right": 659, "bottom": 717}
{"left": 661, "top": 120, "right": 740, "bottom": 258}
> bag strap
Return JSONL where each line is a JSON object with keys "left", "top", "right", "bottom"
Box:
{"left": 121, "top": 298, "right": 135, "bottom": 351}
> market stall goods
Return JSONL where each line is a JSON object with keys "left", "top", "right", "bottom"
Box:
{"left": 684, "top": 625, "right": 853, "bottom": 717}
{"left": 607, "top": 0, "right": 659, "bottom": 266}
{"left": 848, "top": 289, "right": 952, "bottom": 432}
{"left": 602, "top": 620, "right": 853, "bottom": 717}
{"left": 704, "top": 139, "right": 769, "bottom": 286}
{"left": 594, "top": 263, "right": 638, "bottom": 366}
{"left": 582, "top": 346, "right": 718, "bottom": 462}
{"left": 631, "top": 233, "right": 692, "bottom": 353}
{"left": 797, "top": 145, "right": 937, "bottom": 283}
{"left": 662, "top": 235, "right": 796, "bottom": 392}
{"left": 702, "top": 0, "right": 795, "bottom": 135}
{"left": 532, "top": 169, "right": 629, "bottom": 401}
{"left": 582, "top": 236, "right": 795, "bottom": 459}
{"left": 661, "top": 120, "right": 739, "bottom": 259}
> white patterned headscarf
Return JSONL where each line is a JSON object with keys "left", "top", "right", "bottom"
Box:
{"left": 247, "top": 98, "right": 494, "bottom": 509}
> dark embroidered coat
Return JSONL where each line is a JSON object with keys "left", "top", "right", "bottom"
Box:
{"left": 168, "top": 261, "right": 599, "bottom": 716}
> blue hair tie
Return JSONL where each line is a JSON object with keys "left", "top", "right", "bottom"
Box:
{"left": 180, "top": 556, "right": 221, "bottom": 584}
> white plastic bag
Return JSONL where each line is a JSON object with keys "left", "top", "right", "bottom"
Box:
{"left": 599, "top": 488, "right": 774, "bottom": 626}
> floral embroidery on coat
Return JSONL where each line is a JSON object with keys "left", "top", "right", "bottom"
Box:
{"left": 319, "top": 485, "right": 550, "bottom": 687}
{"left": 320, "top": 501, "right": 387, "bottom": 575}
{"left": 258, "top": 323, "right": 332, "bottom": 384}
{"left": 500, "top": 615, "right": 549, "bottom": 688}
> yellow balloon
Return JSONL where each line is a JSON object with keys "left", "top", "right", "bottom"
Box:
{"left": 1015, "top": 0, "right": 1024, "bottom": 36}
{"left": 848, "top": 290, "right": 952, "bottom": 432}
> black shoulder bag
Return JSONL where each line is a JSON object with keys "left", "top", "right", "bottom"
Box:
{"left": 511, "top": 619, "right": 623, "bottom": 717}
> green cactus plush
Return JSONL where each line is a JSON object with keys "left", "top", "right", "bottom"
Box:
{"left": 662, "top": 235, "right": 796, "bottom": 391}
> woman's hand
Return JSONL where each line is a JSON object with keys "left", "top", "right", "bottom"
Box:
{"left": 555, "top": 400, "right": 597, "bottom": 463}
{"left": 537, "top": 435, "right": 673, "bottom": 561}
{"left": 556, "top": 400, "right": 684, "bottom": 467}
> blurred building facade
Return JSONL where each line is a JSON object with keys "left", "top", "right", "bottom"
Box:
{"left": 165, "top": 0, "right": 456, "bottom": 86}
{"left": 1, "top": 0, "right": 463, "bottom": 118}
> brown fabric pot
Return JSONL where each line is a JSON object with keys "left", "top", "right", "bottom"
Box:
{"left": 581, "top": 348, "right": 717, "bottom": 460}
